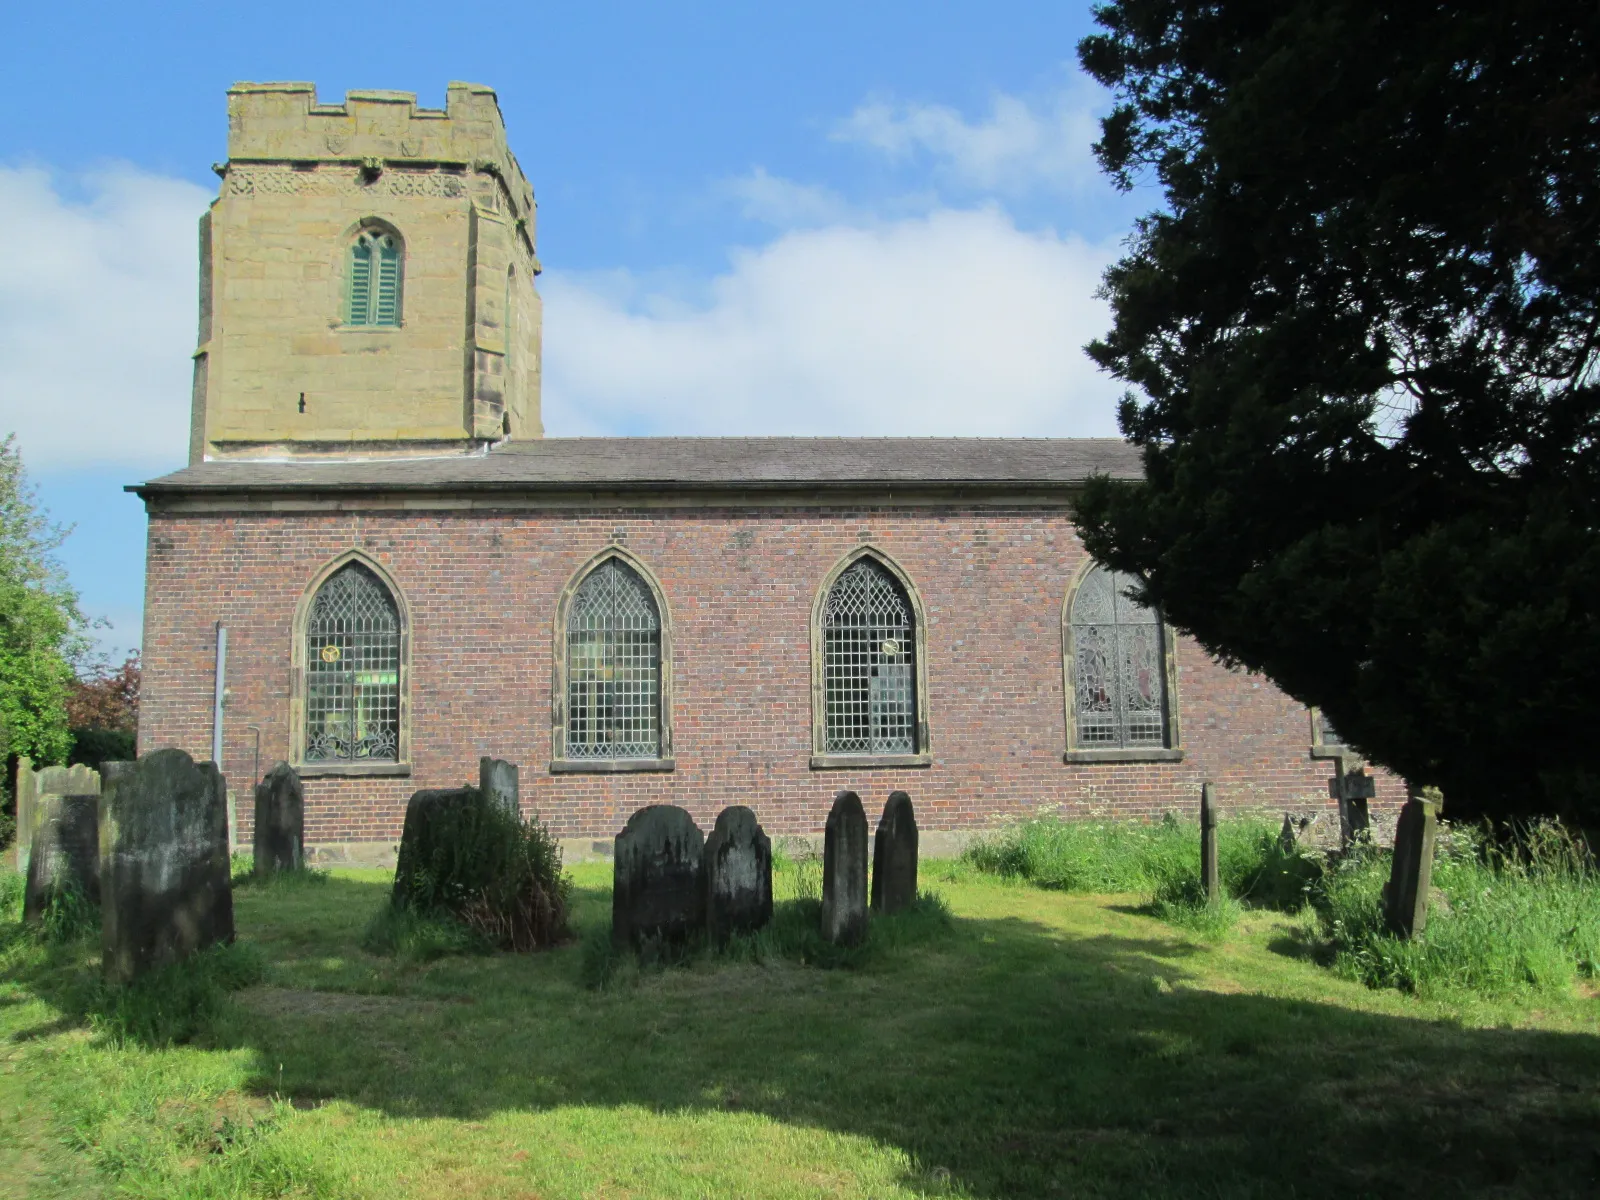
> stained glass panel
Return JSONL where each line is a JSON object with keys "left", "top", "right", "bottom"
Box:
{"left": 305, "top": 563, "right": 401, "bottom": 762}
{"left": 1071, "top": 565, "right": 1169, "bottom": 748}
{"left": 567, "top": 559, "right": 662, "bottom": 759}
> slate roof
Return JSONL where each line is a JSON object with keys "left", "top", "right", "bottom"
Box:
{"left": 131, "top": 437, "right": 1142, "bottom": 496}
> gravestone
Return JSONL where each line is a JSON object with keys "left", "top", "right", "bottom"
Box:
{"left": 392, "top": 787, "right": 484, "bottom": 905}
{"left": 1330, "top": 767, "right": 1376, "bottom": 847}
{"left": 253, "top": 762, "right": 305, "bottom": 874}
{"left": 1385, "top": 786, "right": 1440, "bottom": 938}
{"left": 822, "top": 790, "right": 869, "bottom": 945}
{"left": 24, "top": 792, "right": 100, "bottom": 921}
{"left": 100, "top": 749, "right": 234, "bottom": 984}
{"left": 479, "top": 757, "right": 520, "bottom": 817}
{"left": 1200, "top": 783, "right": 1220, "bottom": 905}
{"left": 702, "top": 805, "right": 772, "bottom": 945}
{"left": 612, "top": 805, "right": 705, "bottom": 948}
{"left": 14, "top": 759, "right": 100, "bottom": 873}
{"left": 870, "top": 791, "right": 918, "bottom": 914}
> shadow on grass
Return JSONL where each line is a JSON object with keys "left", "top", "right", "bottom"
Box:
{"left": 8, "top": 872, "right": 1600, "bottom": 1198}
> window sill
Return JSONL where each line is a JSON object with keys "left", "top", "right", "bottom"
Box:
{"left": 549, "top": 757, "right": 675, "bottom": 774}
{"left": 810, "top": 753, "right": 932, "bottom": 770}
{"left": 295, "top": 761, "right": 411, "bottom": 779}
{"left": 1063, "top": 748, "right": 1185, "bottom": 764}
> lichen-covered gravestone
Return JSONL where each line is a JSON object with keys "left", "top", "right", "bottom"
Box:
{"left": 24, "top": 792, "right": 100, "bottom": 922}
{"left": 479, "top": 757, "right": 520, "bottom": 817}
{"left": 15, "top": 760, "right": 100, "bottom": 874}
{"left": 392, "top": 787, "right": 484, "bottom": 905}
{"left": 822, "top": 790, "right": 869, "bottom": 945}
{"left": 253, "top": 762, "right": 304, "bottom": 874}
{"left": 703, "top": 805, "right": 772, "bottom": 945}
{"left": 1200, "top": 782, "right": 1220, "bottom": 905}
{"left": 870, "top": 791, "right": 918, "bottom": 915}
{"left": 1385, "top": 785, "right": 1440, "bottom": 938}
{"left": 613, "top": 805, "right": 705, "bottom": 948}
{"left": 100, "top": 749, "right": 234, "bottom": 983}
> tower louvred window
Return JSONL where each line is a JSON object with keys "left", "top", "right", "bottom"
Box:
{"left": 347, "top": 229, "right": 402, "bottom": 326}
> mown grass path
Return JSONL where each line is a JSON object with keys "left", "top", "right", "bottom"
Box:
{"left": 2, "top": 863, "right": 1598, "bottom": 1198}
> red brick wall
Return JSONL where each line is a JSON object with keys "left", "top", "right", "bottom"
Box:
{"left": 139, "top": 505, "right": 1400, "bottom": 845}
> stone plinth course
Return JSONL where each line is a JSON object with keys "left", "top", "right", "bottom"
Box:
{"left": 24, "top": 792, "right": 100, "bottom": 922}
{"left": 1385, "top": 787, "right": 1440, "bottom": 938}
{"left": 822, "top": 790, "right": 869, "bottom": 946}
{"left": 479, "top": 757, "right": 520, "bottom": 817}
{"left": 253, "top": 762, "right": 305, "bottom": 874}
{"left": 702, "top": 805, "right": 772, "bottom": 945}
{"left": 612, "top": 805, "right": 705, "bottom": 948}
{"left": 870, "top": 791, "right": 918, "bottom": 915}
{"left": 100, "top": 750, "right": 234, "bottom": 984}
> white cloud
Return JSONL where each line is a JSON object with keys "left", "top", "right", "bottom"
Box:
{"left": 543, "top": 205, "right": 1122, "bottom": 438}
{"left": 725, "top": 167, "right": 851, "bottom": 228}
{"left": 833, "top": 87, "right": 1104, "bottom": 195}
{"left": 0, "top": 166, "right": 210, "bottom": 471}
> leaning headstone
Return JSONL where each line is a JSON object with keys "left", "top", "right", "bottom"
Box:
{"left": 1385, "top": 785, "right": 1440, "bottom": 938}
{"left": 392, "top": 787, "right": 484, "bottom": 905}
{"left": 24, "top": 792, "right": 100, "bottom": 921}
{"left": 253, "top": 762, "right": 304, "bottom": 874}
{"left": 1200, "top": 783, "right": 1220, "bottom": 905}
{"left": 612, "top": 805, "right": 705, "bottom": 948}
{"left": 702, "top": 806, "right": 772, "bottom": 945}
{"left": 1330, "top": 767, "right": 1376, "bottom": 848}
{"left": 871, "top": 791, "right": 918, "bottom": 914}
{"left": 100, "top": 749, "right": 234, "bottom": 983}
{"left": 479, "top": 757, "right": 520, "bottom": 817}
{"left": 822, "top": 790, "right": 869, "bottom": 945}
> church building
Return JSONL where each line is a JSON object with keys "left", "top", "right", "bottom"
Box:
{"left": 132, "top": 83, "right": 1385, "bottom": 862}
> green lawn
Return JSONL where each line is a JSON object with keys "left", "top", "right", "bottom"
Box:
{"left": 2, "top": 861, "right": 1598, "bottom": 1198}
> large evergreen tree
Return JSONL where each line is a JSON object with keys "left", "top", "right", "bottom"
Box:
{"left": 1074, "top": 2, "right": 1600, "bottom": 820}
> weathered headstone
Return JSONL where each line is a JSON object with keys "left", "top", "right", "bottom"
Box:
{"left": 822, "top": 790, "right": 869, "bottom": 945}
{"left": 253, "top": 762, "right": 304, "bottom": 874}
{"left": 871, "top": 791, "right": 918, "bottom": 914}
{"left": 1385, "top": 785, "right": 1440, "bottom": 938}
{"left": 1200, "top": 783, "right": 1220, "bottom": 905}
{"left": 702, "top": 805, "right": 772, "bottom": 945}
{"left": 612, "top": 805, "right": 705, "bottom": 948}
{"left": 100, "top": 749, "right": 234, "bottom": 983}
{"left": 24, "top": 792, "right": 100, "bottom": 921}
{"left": 479, "top": 757, "right": 520, "bottom": 817}
{"left": 392, "top": 787, "right": 484, "bottom": 905}
{"left": 1330, "top": 767, "right": 1376, "bottom": 847}
{"left": 14, "top": 759, "right": 100, "bottom": 873}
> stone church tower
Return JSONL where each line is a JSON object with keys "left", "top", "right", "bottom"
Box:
{"left": 188, "top": 82, "right": 542, "bottom": 462}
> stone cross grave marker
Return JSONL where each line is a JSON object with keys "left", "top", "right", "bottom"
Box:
{"left": 479, "top": 757, "right": 520, "bottom": 817}
{"left": 1385, "top": 785, "right": 1440, "bottom": 939}
{"left": 702, "top": 805, "right": 772, "bottom": 945}
{"left": 24, "top": 791, "right": 100, "bottom": 922}
{"left": 870, "top": 791, "right": 918, "bottom": 915}
{"left": 612, "top": 805, "right": 705, "bottom": 948}
{"left": 100, "top": 750, "right": 235, "bottom": 984}
{"left": 822, "top": 790, "right": 869, "bottom": 945}
{"left": 253, "top": 762, "right": 305, "bottom": 874}
{"left": 1330, "top": 767, "right": 1376, "bottom": 847}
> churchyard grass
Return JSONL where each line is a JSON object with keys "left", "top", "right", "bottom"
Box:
{"left": 2, "top": 856, "right": 1599, "bottom": 1198}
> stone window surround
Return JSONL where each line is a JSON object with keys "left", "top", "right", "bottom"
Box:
{"left": 289, "top": 548, "right": 413, "bottom": 778}
{"left": 1308, "top": 706, "right": 1359, "bottom": 764}
{"left": 808, "top": 544, "right": 933, "bottom": 770}
{"left": 549, "top": 545, "right": 677, "bottom": 774}
{"left": 336, "top": 217, "right": 407, "bottom": 331}
{"left": 1059, "top": 558, "right": 1184, "bottom": 764}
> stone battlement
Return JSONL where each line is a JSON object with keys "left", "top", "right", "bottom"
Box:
{"left": 225, "top": 81, "right": 533, "bottom": 218}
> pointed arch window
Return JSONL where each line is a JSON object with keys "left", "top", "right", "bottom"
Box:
{"left": 302, "top": 562, "right": 403, "bottom": 763}
{"left": 347, "top": 227, "right": 403, "bottom": 326}
{"left": 564, "top": 558, "right": 663, "bottom": 760}
{"left": 819, "top": 556, "right": 922, "bottom": 758}
{"left": 1065, "top": 564, "right": 1179, "bottom": 757}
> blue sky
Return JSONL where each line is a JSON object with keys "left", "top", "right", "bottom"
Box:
{"left": 0, "top": 2, "right": 1150, "bottom": 663}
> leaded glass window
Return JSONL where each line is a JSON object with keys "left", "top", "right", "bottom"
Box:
{"left": 566, "top": 558, "right": 662, "bottom": 759}
{"left": 1070, "top": 565, "right": 1170, "bottom": 748}
{"left": 304, "top": 563, "right": 401, "bottom": 762}
{"left": 347, "top": 228, "right": 402, "bottom": 326}
{"left": 823, "top": 559, "right": 917, "bottom": 754}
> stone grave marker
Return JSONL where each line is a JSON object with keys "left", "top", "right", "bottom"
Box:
{"left": 24, "top": 791, "right": 101, "bottom": 922}
{"left": 702, "top": 805, "right": 772, "bottom": 945}
{"left": 1200, "top": 783, "right": 1220, "bottom": 905}
{"left": 1385, "top": 785, "right": 1440, "bottom": 938}
{"left": 253, "top": 762, "right": 305, "bottom": 874}
{"left": 14, "top": 759, "right": 100, "bottom": 873}
{"left": 1330, "top": 767, "right": 1376, "bottom": 847}
{"left": 822, "top": 790, "right": 869, "bottom": 945}
{"left": 612, "top": 805, "right": 705, "bottom": 948}
{"left": 100, "top": 749, "right": 234, "bottom": 983}
{"left": 870, "top": 791, "right": 918, "bottom": 915}
{"left": 479, "top": 757, "right": 520, "bottom": 817}
{"left": 392, "top": 787, "right": 484, "bottom": 904}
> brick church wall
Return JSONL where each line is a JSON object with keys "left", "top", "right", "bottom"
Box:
{"left": 139, "top": 503, "right": 1399, "bottom": 852}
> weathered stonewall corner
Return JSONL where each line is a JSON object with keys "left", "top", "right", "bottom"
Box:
{"left": 391, "top": 786, "right": 486, "bottom": 904}
{"left": 1385, "top": 785, "right": 1441, "bottom": 939}
{"left": 253, "top": 762, "right": 305, "bottom": 874}
{"left": 702, "top": 805, "right": 773, "bottom": 945}
{"left": 822, "top": 790, "right": 869, "bottom": 945}
{"left": 100, "top": 749, "right": 235, "bottom": 984}
{"left": 870, "top": 791, "right": 918, "bottom": 915}
{"left": 24, "top": 791, "right": 101, "bottom": 922}
{"left": 612, "top": 805, "right": 705, "bottom": 948}
{"left": 479, "top": 757, "right": 520, "bottom": 817}
{"left": 1200, "top": 782, "right": 1220, "bottom": 905}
